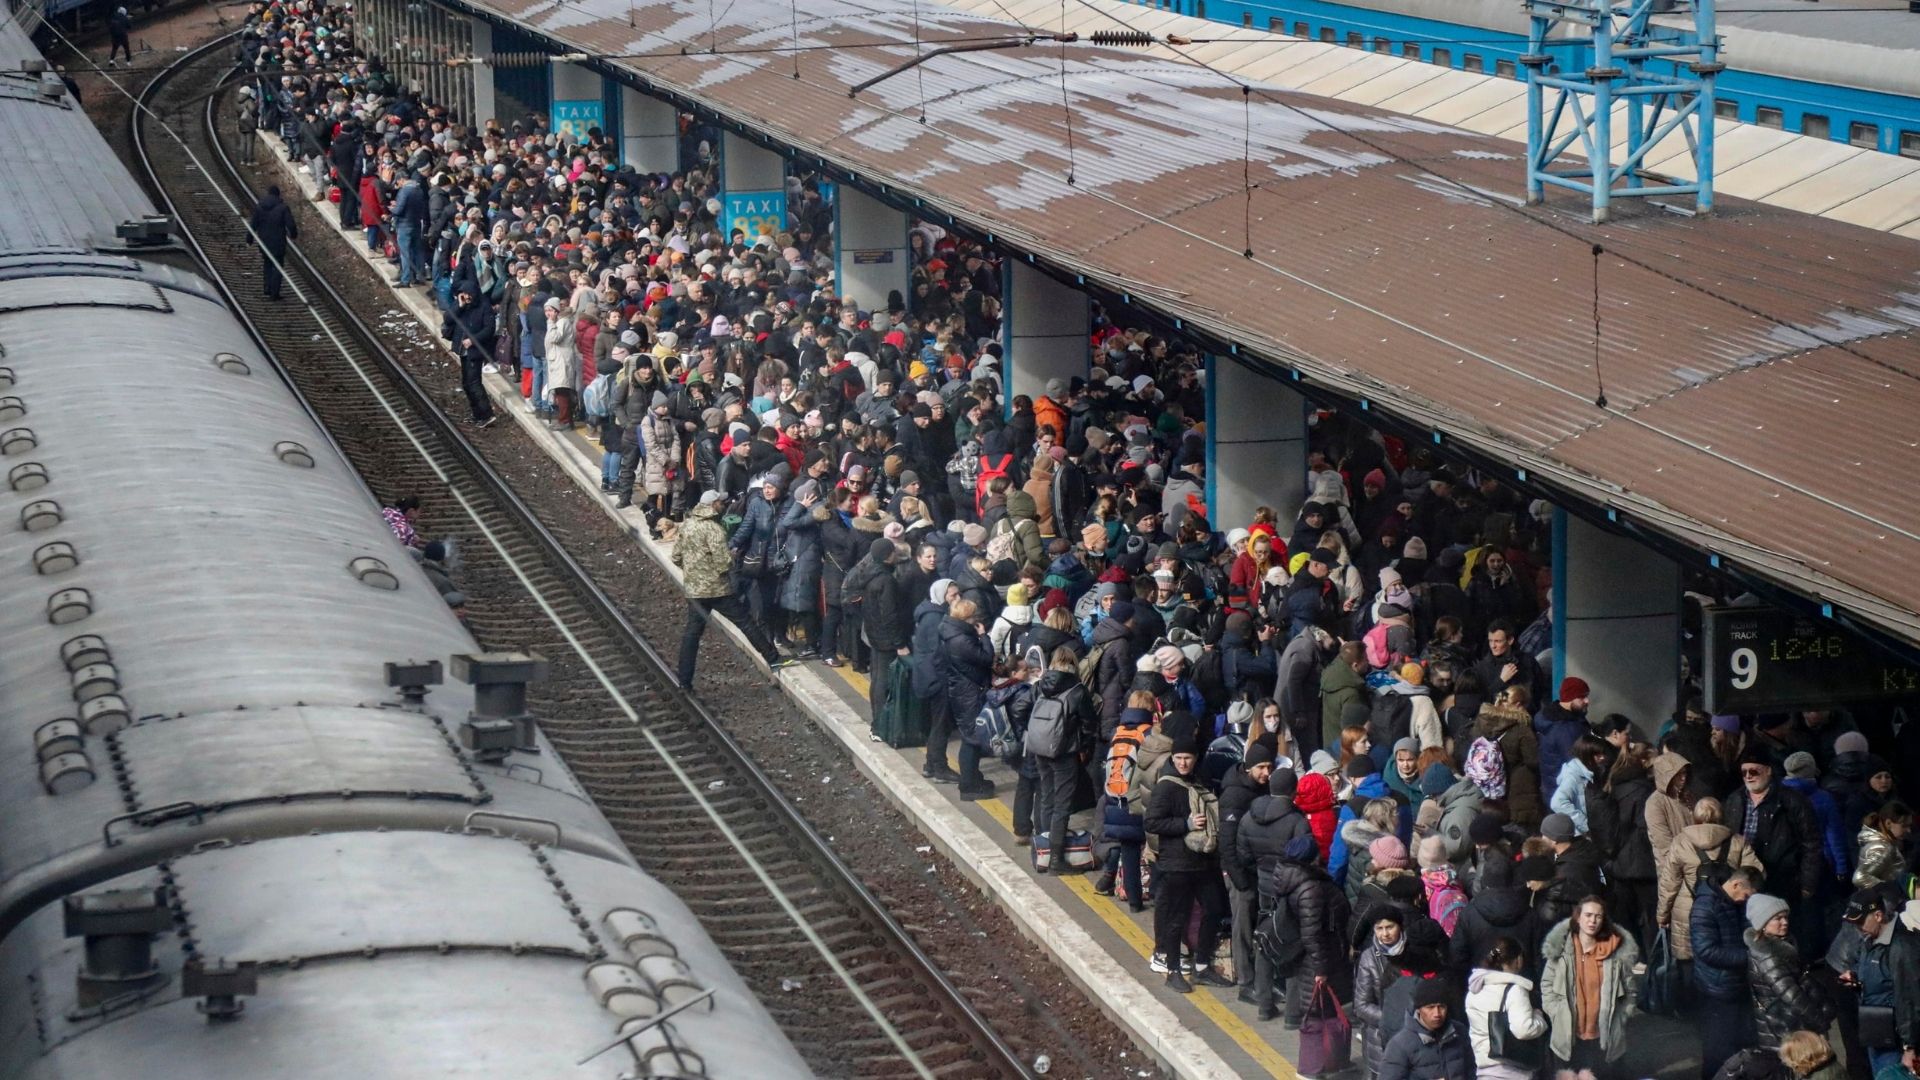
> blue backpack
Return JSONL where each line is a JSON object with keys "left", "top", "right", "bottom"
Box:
{"left": 967, "top": 683, "right": 1029, "bottom": 761}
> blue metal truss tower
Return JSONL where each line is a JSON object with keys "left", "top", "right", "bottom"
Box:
{"left": 1522, "top": 0, "right": 1722, "bottom": 222}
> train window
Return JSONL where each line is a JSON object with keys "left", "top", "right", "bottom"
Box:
{"left": 1850, "top": 122, "right": 1878, "bottom": 149}
{"left": 1374, "top": 37, "right": 1391, "bottom": 52}
{"left": 1801, "top": 114, "right": 1829, "bottom": 140}
{"left": 1496, "top": 59, "right": 1516, "bottom": 77}
{"left": 1901, "top": 131, "right": 1920, "bottom": 159}
{"left": 1243, "top": 12, "right": 1253, "bottom": 26}
{"left": 1431, "top": 48, "right": 1451, "bottom": 66}
{"left": 1269, "top": 17, "right": 1284, "bottom": 32}
{"left": 1402, "top": 42, "right": 1422, "bottom": 59}
{"left": 1463, "top": 54, "right": 1483, "bottom": 73}
{"left": 1347, "top": 31, "right": 1364, "bottom": 47}
{"left": 1320, "top": 26, "right": 1336, "bottom": 42}
{"left": 1293, "top": 21, "right": 1308, "bottom": 36}
{"left": 1755, "top": 106, "right": 1783, "bottom": 129}
{"left": 1714, "top": 97, "right": 1738, "bottom": 120}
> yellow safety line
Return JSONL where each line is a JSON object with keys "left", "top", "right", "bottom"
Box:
{"left": 828, "top": 665, "right": 1296, "bottom": 1079}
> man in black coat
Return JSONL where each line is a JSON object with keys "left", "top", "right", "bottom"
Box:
{"left": 1722, "top": 750, "right": 1824, "bottom": 906}
{"left": 855, "top": 539, "right": 910, "bottom": 720}
{"left": 246, "top": 185, "right": 298, "bottom": 300}
{"left": 442, "top": 285, "right": 495, "bottom": 427}
{"left": 1267, "top": 833, "right": 1354, "bottom": 1026}
{"left": 330, "top": 118, "right": 362, "bottom": 229}
{"left": 1379, "top": 978, "right": 1474, "bottom": 1080}
{"left": 1221, "top": 745, "right": 1277, "bottom": 1002}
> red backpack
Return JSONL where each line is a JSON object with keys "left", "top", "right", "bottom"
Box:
{"left": 975, "top": 453, "right": 1013, "bottom": 516}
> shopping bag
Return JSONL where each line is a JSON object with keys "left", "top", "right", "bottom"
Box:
{"left": 1639, "top": 926, "right": 1680, "bottom": 1015}
{"left": 872, "top": 661, "right": 928, "bottom": 749}
{"left": 1296, "top": 980, "right": 1352, "bottom": 1079}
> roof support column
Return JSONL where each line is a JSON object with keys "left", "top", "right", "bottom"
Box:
{"left": 620, "top": 87, "right": 678, "bottom": 174}
{"left": 1001, "top": 261, "right": 1088, "bottom": 411}
{"left": 467, "top": 18, "right": 494, "bottom": 127}
{"left": 549, "top": 61, "right": 602, "bottom": 142}
{"left": 1552, "top": 508, "right": 1682, "bottom": 727}
{"left": 720, "top": 132, "right": 787, "bottom": 243}
{"left": 834, "top": 187, "right": 909, "bottom": 317}
{"left": 1206, "top": 355, "right": 1306, "bottom": 536}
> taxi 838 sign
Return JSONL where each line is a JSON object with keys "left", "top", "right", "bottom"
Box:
{"left": 550, "top": 100, "right": 602, "bottom": 143}
{"left": 724, "top": 191, "right": 787, "bottom": 241}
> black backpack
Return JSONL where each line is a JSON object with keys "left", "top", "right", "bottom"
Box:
{"left": 1191, "top": 647, "right": 1228, "bottom": 715}
{"left": 1694, "top": 836, "right": 1736, "bottom": 890}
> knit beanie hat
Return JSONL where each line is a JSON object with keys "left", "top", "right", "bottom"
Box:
{"left": 1268, "top": 767, "right": 1299, "bottom": 798}
{"left": 1468, "top": 813, "right": 1505, "bottom": 846}
{"left": 1245, "top": 743, "right": 1276, "bottom": 769}
{"left": 1420, "top": 763, "right": 1455, "bottom": 798}
{"left": 1345, "top": 755, "right": 1379, "bottom": 779}
{"left": 1835, "top": 732, "right": 1870, "bottom": 757}
{"left": 1369, "top": 835, "right": 1411, "bottom": 870}
{"left": 1283, "top": 834, "right": 1319, "bottom": 864}
{"left": 1416, "top": 835, "right": 1450, "bottom": 870}
{"left": 1747, "top": 893, "right": 1791, "bottom": 932}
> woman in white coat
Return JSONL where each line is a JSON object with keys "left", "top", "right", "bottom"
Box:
{"left": 543, "top": 296, "right": 578, "bottom": 427}
{"left": 1466, "top": 936, "right": 1550, "bottom": 1080}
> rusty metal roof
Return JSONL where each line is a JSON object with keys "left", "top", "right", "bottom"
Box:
{"left": 462, "top": 0, "right": 1920, "bottom": 641}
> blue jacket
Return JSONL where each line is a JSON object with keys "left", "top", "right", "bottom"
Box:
{"left": 1689, "top": 878, "right": 1750, "bottom": 1001}
{"left": 1549, "top": 758, "right": 1594, "bottom": 834}
{"left": 1782, "top": 776, "right": 1852, "bottom": 880}
{"left": 1331, "top": 773, "right": 1409, "bottom": 883}
{"left": 1533, "top": 702, "right": 1587, "bottom": 806}
{"left": 392, "top": 179, "right": 428, "bottom": 227}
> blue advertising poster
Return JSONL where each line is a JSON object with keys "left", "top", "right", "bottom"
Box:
{"left": 723, "top": 191, "right": 788, "bottom": 242}
{"left": 551, "top": 99, "right": 603, "bottom": 143}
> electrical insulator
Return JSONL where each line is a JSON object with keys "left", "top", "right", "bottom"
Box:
{"left": 1089, "top": 30, "right": 1154, "bottom": 46}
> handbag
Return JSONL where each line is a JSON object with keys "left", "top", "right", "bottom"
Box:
{"left": 1296, "top": 978, "right": 1352, "bottom": 1079}
{"left": 1640, "top": 927, "right": 1680, "bottom": 1015}
{"left": 1487, "top": 984, "right": 1547, "bottom": 1071}
{"left": 1860, "top": 1004, "right": 1897, "bottom": 1049}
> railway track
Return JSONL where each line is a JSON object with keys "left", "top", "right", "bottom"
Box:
{"left": 130, "top": 36, "right": 1029, "bottom": 1080}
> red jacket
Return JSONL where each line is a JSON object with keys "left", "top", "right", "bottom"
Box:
{"left": 358, "top": 176, "right": 384, "bottom": 228}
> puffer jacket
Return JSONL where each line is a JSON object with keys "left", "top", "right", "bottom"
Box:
{"left": 1296, "top": 772, "right": 1339, "bottom": 863}
{"left": 1854, "top": 824, "right": 1907, "bottom": 888}
{"left": 1595, "top": 755, "right": 1657, "bottom": 883}
{"left": 1646, "top": 751, "right": 1695, "bottom": 898}
{"left": 1747, "top": 928, "right": 1834, "bottom": 1047}
{"left": 1238, "top": 794, "right": 1312, "bottom": 899}
{"left": 1539, "top": 919, "right": 1640, "bottom": 1061}
{"left": 1549, "top": 757, "right": 1595, "bottom": 834}
{"left": 1338, "top": 813, "right": 1390, "bottom": 905}
{"left": 1353, "top": 942, "right": 1408, "bottom": 1078}
{"left": 1379, "top": 1018, "right": 1474, "bottom": 1080}
{"left": 670, "top": 501, "right": 735, "bottom": 599}
{"left": 1265, "top": 857, "right": 1354, "bottom": 994}
{"left": 1089, "top": 616, "right": 1136, "bottom": 729}
{"left": 909, "top": 600, "right": 947, "bottom": 698}
{"left": 1660, "top": 823, "right": 1764, "bottom": 959}
{"left": 1783, "top": 775, "right": 1853, "bottom": 882}
{"left": 1477, "top": 702, "right": 1542, "bottom": 830}
{"left": 1220, "top": 766, "right": 1267, "bottom": 892}
{"left": 776, "top": 500, "right": 827, "bottom": 613}
{"left": 937, "top": 615, "right": 994, "bottom": 725}
{"left": 1465, "top": 968, "right": 1549, "bottom": 1080}
{"left": 1451, "top": 885, "right": 1544, "bottom": 976}
{"left": 1690, "top": 878, "right": 1750, "bottom": 1000}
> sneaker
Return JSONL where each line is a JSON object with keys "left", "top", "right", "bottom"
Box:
{"left": 1195, "top": 967, "right": 1233, "bottom": 988}
{"left": 1257, "top": 1004, "right": 1280, "bottom": 1022}
{"left": 821, "top": 656, "right": 844, "bottom": 668}
{"left": 1149, "top": 952, "right": 1173, "bottom": 975}
{"left": 476, "top": 415, "right": 497, "bottom": 429}
{"left": 769, "top": 657, "right": 800, "bottom": 671}
{"left": 1237, "top": 987, "right": 1259, "bottom": 1005}
{"left": 1165, "top": 971, "right": 1193, "bottom": 994}
{"left": 1013, "top": 834, "right": 1030, "bottom": 847}
{"left": 922, "top": 766, "right": 959, "bottom": 785}
{"left": 482, "top": 363, "right": 499, "bottom": 374}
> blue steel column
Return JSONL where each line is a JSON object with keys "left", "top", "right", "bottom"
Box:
{"left": 1695, "top": 0, "right": 1719, "bottom": 213}
{"left": 1524, "top": 15, "right": 1546, "bottom": 206}
{"left": 1591, "top": 12, "right": 1614, "bottom": 223}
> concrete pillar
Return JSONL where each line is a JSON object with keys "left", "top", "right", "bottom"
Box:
{"left": 1553, "top": 509, "right": 1683, "bottom": 727}
{"left": 1001, "top": 261, "right": 1089, "bottom": 407}
{"left": 720, "top": 132, "right": 787, "bottom": 243}
{"left": 1205, "top": 355, "right": 1307, "bottom": 532}
{"left": 834, "top": 187, "right": 909, "bottom": 317}
{"left": 620, "top": 87, "right": 677, "bottom": 173}
{"left": 549, "top": 62, "right": 602, "bottom": 142}
{"left": 469, "top": 18, "right": 495, "bottom": 126}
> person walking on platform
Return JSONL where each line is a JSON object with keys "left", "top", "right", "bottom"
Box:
{"left": 673, "top": 490, "right": 791, "bottom": 689}
{"left": 107, "top": 7, "right": 132, "bottom": 68}
{"left": 246, "top": 184, "right": 297, "bottom": 301}
{"left": 235, "top": 86, "right": 257, "bottom": 165}
{"left": 390, "top": 170, "right": 427, "bottom": 288}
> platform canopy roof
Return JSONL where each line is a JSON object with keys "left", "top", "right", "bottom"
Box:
{"left": 461, "top": 0, "right": 1920, "bottom": 645}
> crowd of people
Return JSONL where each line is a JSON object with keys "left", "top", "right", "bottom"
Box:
{"left": 240, "top": 4, "right": 1920, "bottom": 1079}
